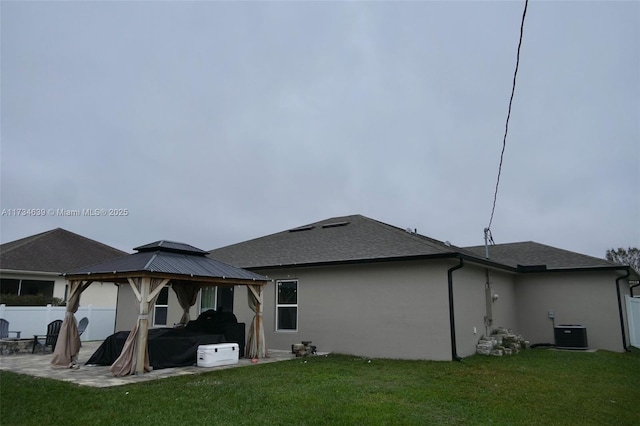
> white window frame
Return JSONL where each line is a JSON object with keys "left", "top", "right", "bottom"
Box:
{"left": 275, "top": 279, "right": 298, "bottom": 332}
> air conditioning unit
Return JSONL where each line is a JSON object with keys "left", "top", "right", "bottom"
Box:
{"left": 554, "top": 325, "right": 588, "bottom": 349}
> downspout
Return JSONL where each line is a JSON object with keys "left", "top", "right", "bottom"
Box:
{"left": 615, "top": 268, "right": 630, "bottom": 352}
{"left": 448, "top": 258, "right": 464, "bottom": 361}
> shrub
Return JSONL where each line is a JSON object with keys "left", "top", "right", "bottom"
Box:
{"left": 0, "top": 294, "right": 65, "bottom": 306}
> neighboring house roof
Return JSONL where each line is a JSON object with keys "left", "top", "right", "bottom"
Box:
{"left": 0, "top": 228, "right": 127, "bottom": 273}
{"left": 210, "top": 214, "right": 468, "bottom": 269}
{"left": 66, "top": 240, "right": 267, "bottom": 282}
{"left": 464, "top": 241, "right": 619, "bottom": 270}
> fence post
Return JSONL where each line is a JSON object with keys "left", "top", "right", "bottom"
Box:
{"left": 86, "top": 304, "right": 93, "bottom": 341}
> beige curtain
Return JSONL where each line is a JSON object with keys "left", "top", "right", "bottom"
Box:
{"left": 51, "top": 280, "right": 93, "bottom": 368}
{"left": 172, "top": 281, "right": 200, "bottom": 325}
{"left": 110, "top": 277, "right": 168, "bottom": 376}
{"left": 246, "top": 284, "right": 268, "bottom": 358}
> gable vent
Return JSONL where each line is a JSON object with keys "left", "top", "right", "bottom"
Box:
{"left": 322, "top": 221, "right": 350, "bottom": 229}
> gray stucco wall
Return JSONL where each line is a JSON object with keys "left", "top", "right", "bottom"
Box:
{"left": 488, "top": 269, "right": 518, "bottom": 334}
{"left": 247, "top": 259, "right": 517, "bottom": 361}
{"left": 448, "top": 265, "right": 518, "bottom": 358}
{"left": 515, "top": 271, "right": 630, "bottom": 352}
{"left": 450, "top": 265, "right": 488, "bottom": 357}
{"left": 115, "top": 284, "right": 136, "bottom": 332}
{"left": 113, "top": 264, "right": 468, "bottom": 361}
{"left": 114, "top": 283, "right": 195, "bottom": 332}
{"left": 112, "top": 265, "right": 631, "bottom": 359}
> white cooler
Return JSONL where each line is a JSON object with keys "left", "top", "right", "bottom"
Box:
{"left": 197, "top": 343, "right": 240, "bottom": 367}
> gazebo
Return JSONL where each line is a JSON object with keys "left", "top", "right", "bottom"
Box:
{"left": 51, "top": 241, "right": 270, "bottom": 376}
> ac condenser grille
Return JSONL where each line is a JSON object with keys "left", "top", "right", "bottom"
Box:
{"left": 554, "top": 325, "right": 588, "bottom": 349}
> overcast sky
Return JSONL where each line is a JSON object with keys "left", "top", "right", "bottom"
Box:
{"left": 1, "top": 0, "right": 638, "bottom": 259}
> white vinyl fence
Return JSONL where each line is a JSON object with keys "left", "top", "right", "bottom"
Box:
{"left": 0, "top": 304, "right": 115, "bottom": 342}
{"left": 626, "top": 296, "right": 640, "bottom": 349}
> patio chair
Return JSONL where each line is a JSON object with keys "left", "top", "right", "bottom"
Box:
{"left": 78, "top": 317, "right": 89, "bottom": 336}
{"left": 0, "top": 318, "right": 22, "bottom": 339}
{"left": 32, "top": 319, "right": 63, "bottom": 353}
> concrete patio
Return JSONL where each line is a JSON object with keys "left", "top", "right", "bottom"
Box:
{"left": 0, "top": 340, "right": 297, "bottom": 388}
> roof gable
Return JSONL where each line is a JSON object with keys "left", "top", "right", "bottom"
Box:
{"left": 0, "top": 228, "right": 127, "bottom": 273}
{"left": 210, "top": 214, "right": 460, "bottom": 268}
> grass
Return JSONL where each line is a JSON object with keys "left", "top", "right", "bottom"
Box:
{"left": 1, "top": 348, "right": 639, "bottom": 425}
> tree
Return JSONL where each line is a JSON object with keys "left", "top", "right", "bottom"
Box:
{"left": 606, "top": 247, "right": 640, "bottom": 274}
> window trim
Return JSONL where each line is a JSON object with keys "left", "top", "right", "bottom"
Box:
{"left": 275, "top": 279, "right": 298, "bottom": 332}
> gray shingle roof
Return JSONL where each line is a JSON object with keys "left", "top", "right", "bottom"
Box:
{"left": 66, "top": 241, "right": 267, "bottom": 281}
{"left": 210, "top": 214, "right": 460, "bottom": 268}
{"left": 464, "top": 241, "right": 618, "bottom": 270}
{"left": 210, "top": 214, "right": 625, "bottom": 273}
{"left": 0, "top": 228, "right": 127, "bottom": 273}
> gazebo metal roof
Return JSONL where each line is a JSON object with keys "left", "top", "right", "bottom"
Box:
{"left": 65, "top": 240, "right": 267, "bottom": 284}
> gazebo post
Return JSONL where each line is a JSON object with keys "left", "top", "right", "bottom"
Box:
{"left": 135, "top": 277, "right": 151, "bottom": 375}
{"left": 247, "top": 283, "right": 267, "bottom": 358}
{"left": 256, "top": 291, "right": 263, "bottom": 356}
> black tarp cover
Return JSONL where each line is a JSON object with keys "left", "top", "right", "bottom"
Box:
{"left": 86, "top": 328, "right": 226, "bottom": 369}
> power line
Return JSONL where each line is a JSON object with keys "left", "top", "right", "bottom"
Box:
{"left": 486, "top": 0, "right": 529, "bottom": 237}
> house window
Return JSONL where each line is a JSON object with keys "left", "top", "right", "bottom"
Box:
{"left": 153, "top": 287, "right": 169, "bottom": 326}
{"left": 201, "top": 286, "right": 216, "bottom": 311}
{"left": 0, "top": 279, "right": 20, "bottom": 294}
{"left": 276, "top": 280, "right": 298, "bottom": 331}
{"left": 200, "top": 286, "right": 234, "bottom": 312}
{"left": 0, "top": 279, "right": 54, "bottom": 297}
{"left": 218, "top": 286, "right": 234, "bottom": 312}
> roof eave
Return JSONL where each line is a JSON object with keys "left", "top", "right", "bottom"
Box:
{"left": 62, "top": 271, "right": 270, "bottom": 285}
{"left": 1, "top": 268, "right": 63, "bottom": 276}
{"left": 241, "top": 252, "right": 517, "bottom": 272}
{"left": 516, "top": 265, "right": 635, "bottom": 275}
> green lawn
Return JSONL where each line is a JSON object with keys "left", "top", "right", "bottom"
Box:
{"left": 1, "top": 348, "right": 638, "bottom": 425}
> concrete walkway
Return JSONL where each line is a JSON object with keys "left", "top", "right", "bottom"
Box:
{"left": 0, "top": 341, "right": 296, "bottom": 388}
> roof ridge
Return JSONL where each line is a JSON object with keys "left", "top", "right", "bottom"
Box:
{"left": 143, "top": 252, "right": 159, "bottom": 271}
{"left": 210, "top": 213, "right": 461, "bottom": 257}
{"left": 1, "top": 228, "right": 127, "bottom": 255}
{"left": 0, "top": 228, "right": 62, "bottom": 253}
{"left": 208, "top": 215, "right": 359, "bottom": 253}
{"left": 360, "top": 215, "right": 458, "bottom": 253}
{"left": 56, "top": 228, "right": 128, "bottom": 254}
{"left": 1, "top": 228, "right": 129, "bottom": 273}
